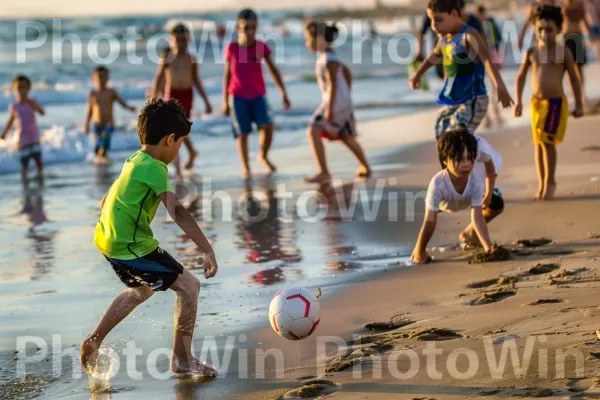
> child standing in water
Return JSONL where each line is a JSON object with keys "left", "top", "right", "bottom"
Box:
{"left": 303, "top": 21, "right": 371, "bottom": 184}
{"left": 81, "top": 99, "right": 219, "bottom": 377}
{"left": 84, "top": 66, "right": 137, "bottom": 165}
{"left": 1, "top": 75, "right": 45, "bottom": 187}
{"left": 223, "top": 9, "right": 291, "bottom": 179}
{"left": 153, "top": 24, "right": 213, "bottom": 176}
{"left": 514, "top": 5, "right": 584, "bottom": 200}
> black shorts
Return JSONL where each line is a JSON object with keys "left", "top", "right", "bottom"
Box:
{"left": 19, "top": 143, "right": 42, "bottom": 164}
{"left": 564, "top": 33, "right": 587, "bottom": 65}
{"left": 489, "top": 192, "right": 504, "bottom": 211}
{"left": 105, "top": 248, "right": 184, "bottom": 292}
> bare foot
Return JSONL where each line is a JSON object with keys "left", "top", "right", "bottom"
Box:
{"left": 356, "top": 165, "right": 372, "bottom": 179}
{"left": 171, "top": 357, "right": 218, "bottom": 377}
{"left": 541, "top": 184, "right": 556, "bottom": 201}
{"left": 305, "top": 173, "right": 331, "bottom": 184}
{"left": 459, "top": 230, "right": 482, "bottom": 249}
{"left": 531, "top": 187, "right": 544, "bottom": 201}
{"left": 241, "top": 169, "right": 251, "bottom": 180}
{"left": 258, "top": 155, "right": 277, "bottom": 174}
{"left": 184, "top": 150, "right": 198, "bottom": 170}
{"left": 80, "top": 335, "right": 102, "bottom": 374}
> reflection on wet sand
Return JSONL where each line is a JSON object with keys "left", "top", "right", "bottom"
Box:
{"left": 237, "top": 178, "right": 302, "bottom": 286}
{"left": 21, "top": 188, "right": 56, "bottom": 281}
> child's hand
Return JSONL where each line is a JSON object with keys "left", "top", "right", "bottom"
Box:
{"left": 128, "top": 105, "right": 136, "bottom": 112}
{"left": 514, "top": 102, "right": 523, "bottom": 117}
{"left": 222, "top": 103, "right": 230, "bottom": 116}
{"left": 203, "top": 252, "right": 218, "bottom": 279}
{"left": 282, "top": 94, "right": 291, "bottom": 110}
{"left": 205, "top": 103, "right": 213, "bottom": 115}
{"left": 408, "top": 75, "right": 421, "bottom": 91}
{"left": 411, "top": 248, "right": 432, "bottom": 265}
{"left": 573, "top": 106, "right": 584, "bottom": 118}
{"left": 497, "top": 86, "right": 514, "bottom": 108}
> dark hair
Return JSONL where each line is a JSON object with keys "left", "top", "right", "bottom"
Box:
{"left": 533, "top": 5, "right": 563, "bottom": 30}
{"left": 170, "top": 23, "right": 189, "bottom": 35}
{"left": 305, "top": 21, "right": 339, "bottom": 43}
{"left": 237, "top": 8, "right": 258, "bottom": 21}
{"left": 94, "top": 65, "right": 109, "bottom": 74}
{"left": 477, "top": 4, "right": 486, "bottom": 14}
{"left": 13, "top": 75, "right": 31, "bottom": 88}
{"left": 428, "top": 0, "right": 462, "bottom": 14}
{"left": 137, "top": 98, "right": 192, "bottom": 145}
{"left": 437, "top": 127, "right": 478, "bottom": 168}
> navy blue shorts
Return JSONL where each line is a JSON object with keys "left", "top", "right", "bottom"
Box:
{"left": 105, "top": 248, "right": 184, "bottom": 291}
{"left": 94, "top": 124, "right": 115, "bottom": 155}
{"left": 231, "top": 95, "right": 272, "bottom": 138}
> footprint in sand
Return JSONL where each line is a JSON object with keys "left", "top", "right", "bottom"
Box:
{"left": 470, "top": 290, "right": 516, "bottom": 306}
{"left": 467, "top": 275, "right": 520, "bottom": 289}
{"left": 282, "top": 380, "right": 339, "bottom": 399}
{"left": 538, "top": 249, "right": 576, "bottom": 256}
{"left": 363, "top": 316, "right": 415, "bottom": 332}
{"left": 517, "top": 238, "right": 553, "bottom": 248}
{"left": 581, "top": 146, "right": 600, "bottom": 152}
{"left": 528, "top": 263, "right": 560, "bottom": 275}
{"left": 526, "top": 298, "right": 563, "bottom": 306}
{"left": 407, "top": 328, "right": 462, "bottom": 341}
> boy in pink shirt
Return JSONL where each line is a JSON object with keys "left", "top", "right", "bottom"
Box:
{"left": 222, "top": 8, "right": 291, "bottom": 179}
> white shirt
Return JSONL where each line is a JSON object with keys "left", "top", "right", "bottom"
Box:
{"left": 316, "top": 51, "right": 352, "bottom": 112}
{"left": 426, "top": 169, "right": 485, "bottom": 213}
{"left": 473, "top": 136, "right": 502, "bottom": 180}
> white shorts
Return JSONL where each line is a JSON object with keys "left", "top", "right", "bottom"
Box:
{"left": 309, "top": 105, "right": 357, "bottom": 141}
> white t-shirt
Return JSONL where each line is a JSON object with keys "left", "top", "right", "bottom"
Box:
{"left": 426, "top": 169, "right": 485, "bottom": 213}
{"left": 316, "top": 51, "right": 352, "bottom": 112}
{"left": 473, "top": 136, "right": 502, "bottom": 180}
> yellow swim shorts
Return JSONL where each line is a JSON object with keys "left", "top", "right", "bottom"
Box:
{"left": 530, "top": 95, "right": 568, "bottom": 145}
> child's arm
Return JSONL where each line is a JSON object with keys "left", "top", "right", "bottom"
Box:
{"left": 1, "top": 105, "right": 15, "bottom": 141}
{"left": 29, "top": 99, "right": 45, "bottom": 116}
{"left": 514, "top": 48, "right": 532, "bottom": 117}
{"left": 483, "top": 160, "right": 496, "bottom": 208}
{"left": 113, "top": 89, "right": 136, "bottom": 112}
{"left": 191, "top": 58, "right": 213, "bottom": 114}
{"left": 411, "top": 209, "right": 437, "bottom": 264}
{"left": 160, "top": 191, "right": 218, "bottom": 278}
{"left": 517, "top": 8, "right": 533, "bottom": 50}
{"left": 265, "top": 54, "right": 291, "bottom": 110}
{"left": 565, "top": 47, "right": 585, "bottom": 117}
{"left": 222, "top": 60, "right": 231, "bottom": 116}
{"left": 466, "top": 29, "right": 513, "bottom": 108}
{"left": 84, "top": 92, "right": 93, "bottom": 136}
{"left": 324, "top": 61, "right": 339, "bottom": 121}
{"left": 409, "top": 43, "right": 441, "bottom": 90}
{"left": 471, "top": 206, "right": 492, "bottom": 252}
{"left": 151, "top": 59, "right": 167, "bottom": 99}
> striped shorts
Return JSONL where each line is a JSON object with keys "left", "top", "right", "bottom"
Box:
{"left": 435, "top": 95, "right": 489, "bottom": 138}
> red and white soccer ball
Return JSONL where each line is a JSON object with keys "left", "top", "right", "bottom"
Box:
{"left": 269, "top": 287, "right": 321, "bottom": 340}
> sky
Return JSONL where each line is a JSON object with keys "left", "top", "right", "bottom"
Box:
{"left": 1, "top": 0, "right": 409, "bottom": 18}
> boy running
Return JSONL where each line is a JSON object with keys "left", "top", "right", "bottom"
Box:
{"left": 153, "top": 24, "right": 213, "bottom": 175}
{"left": 80, "top": 99, "right": 219, "bottom": 377}
{"left": 514, "top": 5, "right": 584, "bottom": 200}
{"left": 223, "top": 9, "right": 291, "bottom": 179}
{"left": 84, "top": 66, "right": 136, "bottom": 165}
{"left": 409, "top": 0, "right": 513, "bottom": 138}
{"left": 411, "top": 128, "right": 504, "bottom": 264}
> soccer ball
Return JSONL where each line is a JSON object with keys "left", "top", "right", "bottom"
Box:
{"left": 269, "top": 287, "right": 321, "bottom": 340}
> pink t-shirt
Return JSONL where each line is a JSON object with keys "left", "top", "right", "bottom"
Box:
{"left": 11, "top": 102, "right": 40, "bottom": 148}
{"left": 225, "top": 40, "right": 271, "bottom": 100}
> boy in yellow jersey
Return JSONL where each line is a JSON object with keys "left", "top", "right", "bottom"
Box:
{"left": 514, "top": 5, "right": 584, "bottom": 201}
{"left": 80, "top": 99, "right": 219, "bottom": 378}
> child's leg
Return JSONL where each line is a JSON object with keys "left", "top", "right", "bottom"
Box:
{"left": 80, "top": 285, "right": 154, "bottom": 371}
{"left": 305, "top": 126, "right": 331, "bottom": 183}
{"left": 33, "top": 154, "right": 44, "bottom": 187}
{"left": 183, "top": 137, "right": 198, "bottom": 170}
{"left": 340, "top": 136, "right": 371, "bottom": 178}
{"left": 236, "top": 134, "right": 251, "bottom": 179}
{"left": 20, "top": 158, "right": 29, "bottom": 188}
{"left": 169, "top": 269, "right": 216, "bottom": 376}
{"left": 533, "top": 143, "right": 545, "bottom": 200}
{"left": 541, "top": 142, "right": 557, "bottom": 200}
{"left": 258, "top": 123, "right": 277, "bottom": 173}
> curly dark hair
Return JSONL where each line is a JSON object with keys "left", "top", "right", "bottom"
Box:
{"left": 13, "top": 75, "right": 31, "bottom": 88}
{"left": 137, "top": 98, "right": 192, "bottom": 145}
{"left": 305, "top": 21, "right": 340, "bottom": 43}
{"left": 437, "top": 127, "right": 478, "bottom": 169}
{"left": 533, "top": 5, "right": 564, "bottom": 31}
